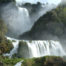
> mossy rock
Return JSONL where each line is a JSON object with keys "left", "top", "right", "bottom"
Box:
{"left": 17, "top": 41, "right": 30, "bottom": 58}
{"left": 0, "top": 55, "right": 22, "bottom": 66}
{"left": 0, "top": 19, "right": 13, "bottom": 54}
{"left": 0, "top": 56, "right": 66, "bottom": 66}
{"left": 22, "top": 56, "right": 66, "bottom": 66}
{"left": 0, "top": 39, "right": 13, "bottom": 55}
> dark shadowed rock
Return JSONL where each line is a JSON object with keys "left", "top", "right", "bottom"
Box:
{"left": 0, "top": 62, "right": 3, "bottom": 66}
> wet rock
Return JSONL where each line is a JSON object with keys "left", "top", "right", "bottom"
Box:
{"left": 46, "top": 22, "right": 64, "bottom": 36}
{"left": 17, "top": 41, "right": 30, "bottom": 58}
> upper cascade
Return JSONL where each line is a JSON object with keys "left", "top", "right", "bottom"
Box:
{"left": 1, "top": 0, "right": 62, "bottom": 38}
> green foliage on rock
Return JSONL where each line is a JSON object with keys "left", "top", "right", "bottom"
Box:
{"left": 0, "top": 19, "right": 7, "bottom": 39}
{"left": 0, "top": 56, "right": 66, "bottom": 66}
{"left": 17, "top": 41, "right": 30, "bottom": 58}
{"left": 19, "top": 5, "right": 66, "bottom": 39}
{"left": 0, "top": 19, "right": 13, "bottom": 55}
{"left": 22, "top": 56, "right": 66, "bottom": 66}
{"left": 0, "top": 55, "right": 22, "bottom": 66}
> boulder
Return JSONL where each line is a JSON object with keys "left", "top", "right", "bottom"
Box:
{"left": 17, "top": 41, "right": 30, "bottom": 58}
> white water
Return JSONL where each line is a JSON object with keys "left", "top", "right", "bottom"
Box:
{"left": 27, "top": 41, "right": 66, "bottom": 57}
{"left": 2, "top": 5, "right": 33, "bottom": 37}
{"left": 3, "top": 37, "right": 19, "bottom": 58}
{"left": 1, "top": 0, "right": 62, "bottom": 38}
{"left": 3, "top": 37, "right": 66, "bottom": 58}
{"left": 14, "top": 60, "right": 23, "bottom": 66}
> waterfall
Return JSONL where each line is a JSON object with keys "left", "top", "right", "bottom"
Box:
{"left": 3, "top": 37, "right": 19, "bottom": 58}
{"left": 27, "top": 41, "right": 66, "bottom": 58}
{"left": 4, "top": 37, "right": 66, "bottom": 58}
{"left": 1, "top": 4, "right": 33, "bottom": 38}
{"left": 1, "top": 0, "right": 62, "bottom": 38}
{"left": 1, "top": 0, "right": 65, "bottom": 59}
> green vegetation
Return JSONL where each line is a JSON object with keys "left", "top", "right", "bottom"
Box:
{"left": 0, "top": 55, "right": 22, "bottom": 66}
{"left": 0, "top": 19, "right": 13, "bottom": 55}
{"left": 0, "top": 20, "right": 14, "bottom": 66}
{"left": 19, "top": 5, "right": 66, "bottom": 39}
{"left": 0, "top": 4, "right": 66, "bottom": 66}
{"left": 22, "top": 56, "right": 66, "bottom": 66}
{"left": 0, "top": 19, "right": 7, "bottom": 39}
{"left": 51, "top": 5, "right": 66, "bottom": 23}
{"left": 0, "top": 56, "right": 66, "bottom": 66}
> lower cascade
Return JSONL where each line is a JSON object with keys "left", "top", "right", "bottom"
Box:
{"left": 27, "top": 41, "right": 66, "bottom": 57}
{"left": 4, "top": 37, "right": 66, "bottom": 58}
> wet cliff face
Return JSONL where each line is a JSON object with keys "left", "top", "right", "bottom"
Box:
{"left": 17, "top": 41, "right": 30, "bottom": 58}
{"left": 20, "top": 5, "right": 66, "bottom": 40}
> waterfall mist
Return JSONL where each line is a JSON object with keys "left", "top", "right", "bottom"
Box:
{"left": 1, "top": 3, "right": 33, "bottom": 38}
{"left": 0, "top": 0, "right": 62, "bottom": 38}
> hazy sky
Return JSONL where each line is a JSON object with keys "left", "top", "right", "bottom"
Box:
{"left": 16, "top": 0, "right": 62, "bottom": 5}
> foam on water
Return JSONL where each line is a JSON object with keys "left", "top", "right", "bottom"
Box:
{"left": 27, "top": 40, "right": 66, "bottom": 58}
{"left": 3, "top": 37, "right": 66, "bottom": 58}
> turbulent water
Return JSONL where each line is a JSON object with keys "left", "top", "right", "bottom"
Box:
{"left": 27, "top": 41, "right": 66, "bottom": 57}
{"left": 2, "top": 0, "right": 66, "bottom": 58}
{"left": 3, "top": 37, "right": 19, "bottom": 58}
{"left": 1, "top": 0, "right": 66, "bottom": 66}
{"left": 3, "top": 37, "right": 66, "bottom": 58}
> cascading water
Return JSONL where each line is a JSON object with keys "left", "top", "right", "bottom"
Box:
{"left": 2, "top": 0, "right": 66, "bottom": 58}
{"left": 4, "top": 37, "right": 66, "bottom": 58}
{"left": 0, "top": 0, "right": 66, "bottom": 66}
{"left": 26, "top": 41, "right": 66, "bottom": 58}
{"left": 3, "top": 37, "right": 19, "bottom": 58}
{"left": 1, "top": 0, "right": 62, "bottom": 38}
{"left": 1, "top": 3, "right": 33, "bottom": 38}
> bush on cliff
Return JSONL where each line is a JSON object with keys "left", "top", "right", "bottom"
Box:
{"left": 0, "top": 19, "right": 13, "bottom": 55}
